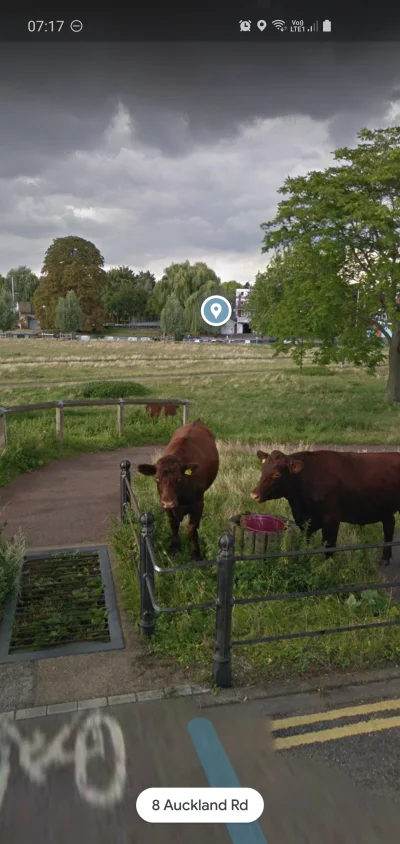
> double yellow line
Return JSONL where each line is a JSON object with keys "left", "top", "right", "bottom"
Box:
{"left": 272, "top": 697, "right": 400, "bottom": 750}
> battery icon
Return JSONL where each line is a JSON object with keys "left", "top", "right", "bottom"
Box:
{"left": 322, "top": 19, "right": 331, "bottom": 31}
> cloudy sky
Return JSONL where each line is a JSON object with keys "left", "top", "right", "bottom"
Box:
{"left": 1, "top": 41, "right": 400, "bottom": 283}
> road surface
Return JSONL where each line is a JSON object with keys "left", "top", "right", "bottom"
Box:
{"left": 1, "top": 695, "right": 400, "bottom": 843}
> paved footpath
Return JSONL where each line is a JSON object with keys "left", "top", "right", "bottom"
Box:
{"left": 0, "top": 446, "right": 155, "bottom": 547}
{"left": 1, "top": 694, "right": 400, "bottom": 844}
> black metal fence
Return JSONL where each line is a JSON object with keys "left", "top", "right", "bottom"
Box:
{"left": 120, "top": 459, "right": 400, "bottom": 688}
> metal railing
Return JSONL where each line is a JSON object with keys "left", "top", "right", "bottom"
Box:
{"left": 119, "top": 460, "right": 400, "bottom": 688}
{"left": 0, "top": 398, "right": 189, "bottom": 450}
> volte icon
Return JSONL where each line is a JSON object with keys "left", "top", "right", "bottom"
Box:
{"left": 257, "top": 20, "right": 267, "bottom": 30}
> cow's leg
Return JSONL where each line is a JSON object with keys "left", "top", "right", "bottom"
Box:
{"left": 321, "top": 520, "right": 339, "bottom": 559}
{"left": 166, "top": 510, "right": 181, "bottom": 555}
{"left": 381, "top": 513, "right": 395, "bottom": 566}
{"left": 188, "top": 503, "right": 203, "bottom": 561}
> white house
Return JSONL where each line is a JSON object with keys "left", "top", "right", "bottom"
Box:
{"left": 235, "top": 288, "right": 252, "bottom": 334}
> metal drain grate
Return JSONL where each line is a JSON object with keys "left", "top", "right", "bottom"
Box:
{"left": 0, "top": 545, "right": 124, "bottom": 662}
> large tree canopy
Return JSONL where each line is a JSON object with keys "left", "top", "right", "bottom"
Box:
{"left": 253, "top": 127, "right": 400, "bottom": 401}
{"left": 33, "top": 236, "right": 106, "bottom": 331}
{"left": 153, "top": 261, "right": 221, "bottom": 312}
{"left": 101, "top": 267, "right": 156, "bottom": 322}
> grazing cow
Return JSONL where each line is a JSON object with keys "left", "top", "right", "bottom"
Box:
{"left": 137, "top": 419, "right": 219, "bottom": 560}
{"left": 146, "top": 403, "right": 177, "bottom": 419}
{"left": 251, "top": 449, "right": 400, "bottom": 565}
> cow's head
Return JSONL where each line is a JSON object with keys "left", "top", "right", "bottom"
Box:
{"left": 250, "top": 450, "right": 304, "bottom": 503}
{"left": 137, "top": 456, "right": 199, "bottom": 509}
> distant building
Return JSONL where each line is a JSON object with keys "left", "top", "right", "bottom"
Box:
{"left": 234, "top": 288, "right": 252, "bottom": 334}
{"left": 15, "top": 301, "right": 40, "bottom": 330}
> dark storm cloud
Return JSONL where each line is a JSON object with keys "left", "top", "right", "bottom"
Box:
{"left": 1, "top": 42, "right": 399, "bottom": 169}
{"left": 0, "top": 41, "right": 399, "bottom": 278}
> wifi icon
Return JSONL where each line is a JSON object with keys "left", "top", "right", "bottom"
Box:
{"left": 272, "top": 19, "right": 286, "bottom": 30}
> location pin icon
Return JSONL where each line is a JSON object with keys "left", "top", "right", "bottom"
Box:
{"left": 211, "top": 303, "right": 222, "bottom": 318}
{"left": 257, "top": 20, "right": 267, "bottom": 30}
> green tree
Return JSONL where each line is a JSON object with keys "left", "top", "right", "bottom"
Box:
{"left": 101, "top": 267, "right": 156, "bottom": 322}
{"left": 222, "top": 281, "right": 243, "bottom": 298}
{"left": 257, "top": 126, "right": 400, "bottom": 401}
{"left": 55, "top": 290, "right": 84, "bottom": 333}
{"left": 184, "top": 282, "right": 226, "bottom": 335}
{"left": 6, "top": 266, "right": 39, "bottom": 303}
{"left": 0, "top": 289, "right": 15, "bottom": 331}
{"left": 249, "top": 244, "right": 357, "bottom": 363}
{"left": 160, "top": 294, "right": 185, "bottom": 340}
{"left": 153, "top": 261, "right": 221, "bottom": 311}
{"left": 33, "top": 236, "right": 106, "bottom": 331}
{"left": 134, "top": 270, "right": 156, "bottom": 293}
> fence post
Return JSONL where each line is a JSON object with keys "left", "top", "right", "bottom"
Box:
{"left": 0, "top": 409, "right": 7, "bottom": 449}
{"left": 140, "top": 512, "right": 156, "bottom": 638}
{"left": 212, "top": 532, "right": 235, "bottom": 688}
{"left": 56, "top": 401, "right": 64, "bottom": 444}
{"left": 117, "top": 399, "right": 125, "bottom": 437}
{"left": 183, "top": 401, "right": 189, "bottom": 425}
{"left": 120, "top": 459, "right": 131, "bottom": 521}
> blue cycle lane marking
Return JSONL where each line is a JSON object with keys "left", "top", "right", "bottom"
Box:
{"left": 187, "top": 717, "right": 268, "bottom": 844}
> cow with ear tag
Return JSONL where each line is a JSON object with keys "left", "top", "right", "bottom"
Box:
{"left": 137, "top": 419, "right": 219, "bottom": 561}
{"left": 251, "top": 447, "right": 400, "bottom": 565}
{"left": 251, "top": 448, "right": 308, "bottom": 534}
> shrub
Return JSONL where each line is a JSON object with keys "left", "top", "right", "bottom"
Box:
{"left": 78, "top": 381, "right": 149, "bottom": 399}
{"left": 0, "top": 523, "right": 25, "bottom": 618}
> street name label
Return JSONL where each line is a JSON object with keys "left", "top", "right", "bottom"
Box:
{"left": 136, "top": 787, "right": 264, "bottom": 822}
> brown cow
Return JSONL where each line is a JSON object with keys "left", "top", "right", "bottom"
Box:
{"left": 146, "top": 404, "right": 177, "bottom": 419}
{"left": 251, "top": 449, "right": 400, "bottom": 565}
{"left": 137, "top": 419, "right": 219, "bottom": 560}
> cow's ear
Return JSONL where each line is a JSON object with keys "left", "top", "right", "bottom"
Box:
{"left": 137, "top": 464, "right": 157, "bottom": 476}
{"left": 288, "top": 459, "right": 304, "bottom": 474}
{"left": 257, "top": 450, "right": 269, "bottom": 464}
{"left": 182, "top": 463, "right": 199, "bottom": 476}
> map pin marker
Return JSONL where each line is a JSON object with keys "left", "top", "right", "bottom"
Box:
{"left": 257, "top": 20, "right": 267, "bottom": 30}
{"left": 210, "top": 302, "right": 222, "bottom": 319}
{"left": 211, "top": 303, "right": 222, "bottom": 318}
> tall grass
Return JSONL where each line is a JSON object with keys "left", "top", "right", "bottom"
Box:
{"left": 0, "top": 523, "right": 25, "bottom": 620}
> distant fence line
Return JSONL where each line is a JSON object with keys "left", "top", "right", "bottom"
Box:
{"left": 119, "top": 459, "right": 400, "bottom": 688}
{"left": 0, "top": 398, "right": 189, "bottom": 450}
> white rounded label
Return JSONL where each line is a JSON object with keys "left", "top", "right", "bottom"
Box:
{"left": 136, "top": 787, "right": 264, "bottom": 823}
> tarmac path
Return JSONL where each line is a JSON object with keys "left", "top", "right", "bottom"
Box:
{"left": 0, "top": 446, "right": 155, "bottom": 547}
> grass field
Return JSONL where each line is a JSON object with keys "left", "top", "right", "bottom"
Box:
{"left": 1, "top": 337, "right": 400, "bottom": 683}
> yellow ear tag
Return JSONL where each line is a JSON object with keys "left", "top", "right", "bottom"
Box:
{"left": 262, "top": 458, "right": 267, "bottom": 464}
{"left": 185, "top": 468, "right": 192, "bottom": 475}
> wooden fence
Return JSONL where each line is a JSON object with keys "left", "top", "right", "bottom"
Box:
{"left": 0, "top": 398, "right": 190, "bottom": 449}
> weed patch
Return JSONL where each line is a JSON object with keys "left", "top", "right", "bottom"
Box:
{"left": 9, "top": 551, "right": 109, "bottom": 651}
